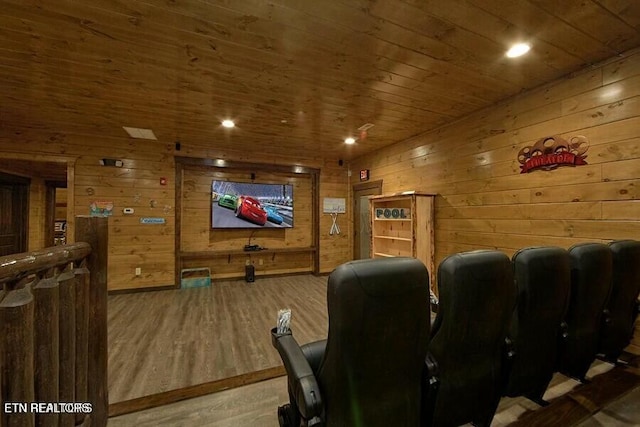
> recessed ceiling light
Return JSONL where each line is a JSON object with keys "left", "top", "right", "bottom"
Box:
{"left": 344, "top": 137, "right": 356, "bottom": 145}
{"left": 506, "top": 43, "right": 530, "bottom": 58}
{"left": 221, "top": 120, "right": 235, "bottom": 128}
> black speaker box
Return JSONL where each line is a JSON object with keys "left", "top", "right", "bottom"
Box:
{"left": 245, "top": 264, "right": 255, "bottom": 282}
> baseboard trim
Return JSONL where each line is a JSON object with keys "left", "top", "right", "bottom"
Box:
{"left": 108, "top": 284, "right": 176, "bottom": 295}
{"left": 108, "top": 365, "right": 286, "bottom": 418}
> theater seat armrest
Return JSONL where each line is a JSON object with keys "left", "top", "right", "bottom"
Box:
{"left": 301, "top": 339, "right": 327, "bottom": 374}
{"left": 271, "top": 328, "right": 323, "bottom": 423}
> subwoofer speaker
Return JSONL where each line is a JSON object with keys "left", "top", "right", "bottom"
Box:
{"left": 245, "top": 264, "right": 255, "bottom": 283}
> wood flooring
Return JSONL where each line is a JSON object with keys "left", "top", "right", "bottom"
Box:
{"left": 108, "top": 358, "right": 640, "bottom": 426}
{"left": 108, "top": 274, "right": 328, "bottom": 404}
{"left": 108, "top": 273, "right": 640, "bottom": 423}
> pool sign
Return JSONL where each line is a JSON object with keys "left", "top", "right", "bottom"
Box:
{"left": 375, "top": 208, "right": 410, "bottom": 219}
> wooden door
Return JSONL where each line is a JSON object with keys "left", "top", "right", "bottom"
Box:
{"left": 0, "top": 173, "right": 29, "bottom": 256}
{"left": 353, "top": 180, "right": 382, "bottom": 259}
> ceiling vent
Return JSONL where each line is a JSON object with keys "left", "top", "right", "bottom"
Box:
{"left": 123, "top": 126, "right": 157, "bottom": 140}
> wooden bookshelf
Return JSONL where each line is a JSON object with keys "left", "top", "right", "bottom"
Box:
{"left": 370, "top": 192, "right": 435, "bottom": 289}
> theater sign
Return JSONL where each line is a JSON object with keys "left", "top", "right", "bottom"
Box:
{"left": 518, "top": 135, "right": 589, "bottom": 173}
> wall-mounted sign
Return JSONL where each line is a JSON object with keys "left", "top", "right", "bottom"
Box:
{"left": 518, "top": 135, "right": 589, "bottom": 173}
{"left": 323, "top": 198, "right": 346, "bottom": 213}
{"left": 360, "top": 169, "right": 370, "bottom": 181}
{"left": 89, "top": 200, "right": 114, "bottom": 217}
{"left": 140, "top": 217, "right": 166, "bottom": 224}
{"left": 375, "top": 208, "right": 411, "bottom": 219}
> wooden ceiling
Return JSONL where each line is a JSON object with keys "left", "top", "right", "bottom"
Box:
{"left": 1, "top": 0, "right": 640, "bottom": 160}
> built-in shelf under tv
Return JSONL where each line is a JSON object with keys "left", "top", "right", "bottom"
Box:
{"left": 211, "top": 180, "right": 294, "bottom": 229}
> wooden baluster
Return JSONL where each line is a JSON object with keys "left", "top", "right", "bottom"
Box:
{"left": 0, "top": 242, "right": 93, "bottom": 427}
{"left": 0, "top": 284, "right": 4, "bottom": 427}
{"left": 32, "top": 274, "right": 60, "bottom": 427}
{"left": 73, "top": 262, "right": 90, "bottom": 426}
{"left": 75, "top": 216, "right": 108, "bottom": 427}
{"left": 0, "top": 279, "right": 35, "bottom": 427}
{"left": 0, "top": 284, "right": 3, "bottom": 427}
{"left": 57, "top": 267, "right": 76, "bottom": 427}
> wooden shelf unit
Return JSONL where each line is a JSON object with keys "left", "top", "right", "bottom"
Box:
{"left": 178, "top": 247, "right": 317, "bottom": 280}
{"left": 370, "top": 191, "right": 435, "bottom": 288}
{"left": 180, "top": 246, "right": 316, "bottom": 261}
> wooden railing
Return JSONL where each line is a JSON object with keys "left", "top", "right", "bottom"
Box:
{"left": 0, "top": 216, "right": 108, "bottom": 427}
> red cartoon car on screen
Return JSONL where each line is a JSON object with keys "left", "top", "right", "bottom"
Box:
{"left": 235, "top": 196, "right": 267, "bottom": 226}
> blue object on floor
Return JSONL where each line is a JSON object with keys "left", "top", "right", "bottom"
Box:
{"left": 181, "top": 268, "right": 211, "bottom": 288}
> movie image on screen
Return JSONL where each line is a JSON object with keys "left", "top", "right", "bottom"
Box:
{"left": 211, "top": 180, "right": 294, "bottom": 229}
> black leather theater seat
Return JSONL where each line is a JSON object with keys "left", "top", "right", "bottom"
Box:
{"left": 503, "top": 246, "right": 571, "bottom": 404}
{"left": 598, "top": 240, "right": 640, "bottom": 362}
{"left": 271, "top": 257, "right": 435, "bottom": 427}
{"left": 428, "top": 250, "right": 516, "bottom": 427}
{"left": 558, "top": 243, "right": 613, "bottom": 381}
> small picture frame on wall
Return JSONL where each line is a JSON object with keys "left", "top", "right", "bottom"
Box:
{"left": 89, "top": 200, "right": 114, "bottom": 217}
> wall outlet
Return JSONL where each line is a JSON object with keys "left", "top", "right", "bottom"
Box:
{"left": 135, "top": 267, "right": 141, "bottom": 276}
{"left": 259, "top": 259, "right": 264, "bottom": 266}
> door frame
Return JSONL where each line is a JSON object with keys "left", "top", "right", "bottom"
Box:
{"left": 0, "top": 153, "right": 75, "bottom": 243}
{"left": 352, "top": 180, "right": 382, "bottom": 259}
{"left": 45, "top": 180, "right": 68, "bottom": 246}
{"left": 0, "top": 171, "right": 30, "bottom": 255}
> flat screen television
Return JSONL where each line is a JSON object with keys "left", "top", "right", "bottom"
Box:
{"left": 211, "top": 180, "right": 294, "bottom": 229}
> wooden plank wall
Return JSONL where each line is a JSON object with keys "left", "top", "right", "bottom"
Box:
{"left": 55, "top": 187, "right": 67, "bottom": 220}
{"left": 319, "top": 159, "right": 351, "bottom": 272}
{"left": 27, "top": 177, "right": 46, "bottom": 250}
{"left": 182, "top": 168, "right": 313, "bottom": 252}
{"left": 0, "top": 133, "right": 350, "bottom": 290}
{"left": 180, "top": 159, "right": 351, "bottom": 278}
{"left": 74, "top": 142, "right": 176, "bottom": 291}
{"left": 350, "top": 50, "right": 640, "bottom": 271}
{"left": 181, "top": 167, "right": 314, "bottom": 279}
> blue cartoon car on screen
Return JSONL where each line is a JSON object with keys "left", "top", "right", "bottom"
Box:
{"left": 264, "top": 206, "right": 284, "bottom": 225}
